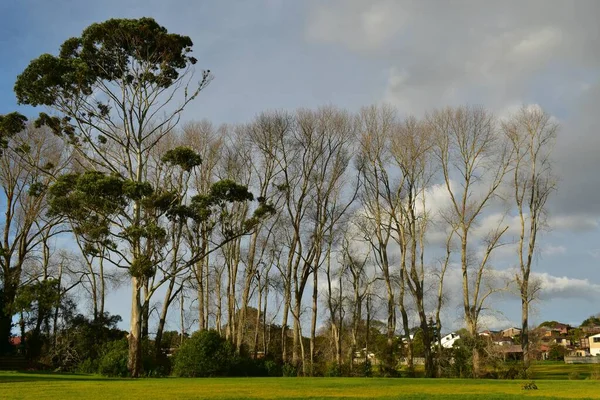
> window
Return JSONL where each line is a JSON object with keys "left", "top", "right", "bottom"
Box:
{"left": 593, "top": 337, "right": 600, "bottom": 343}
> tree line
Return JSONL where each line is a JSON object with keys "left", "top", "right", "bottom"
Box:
{"left": 0, "top": 18, "right": 557, "bottom": 378}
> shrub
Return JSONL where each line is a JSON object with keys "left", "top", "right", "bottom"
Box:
{"left": 363, "top": 360, "right": 372, "bottom": 377}
{"left": 76, "top": 358, "right": 97, "bottom": 374}
{"left": 172, "top": 330, "right": 238, "bottom": 377}
{"left": 264, "top": 360, "right": 282, "bottom": 377}
{"left": 98, "top": 339, "right": 129, "bottom": 377}
{"left": 282, "top": 363, "right": 298, "bottom": 377}
{"left": 325, "top": 362, "right": 342, "bottom": 377}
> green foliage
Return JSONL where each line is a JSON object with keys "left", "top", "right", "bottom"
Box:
{"left": 53, "top": 313, "right": 126, "bottom": 372}
{"left": 172, "top": 330, "right": 239, "bottom": 377}
{"left": 129, "top": 255, "right": 156, "bottom": 279}
{"left": 15, "top": 18, "right": 203, "bottom": 107}
{"left": 122, "top": 181, "right": 154, "bottom": 201}
{"left": 547, "top": 344, "right": 568, "bottom": 361}
{"left": 282, "top": 363, "right": 298, "bottom": 377}
{"left": 0, "top": 112, "right": 27, "bottom": 151}
{"left": 363, "top": 360, "right": 373, "bottom": 377}
{"left": 263, "top": 360, "right": 282, "bottom": 377}
{"left": 98, "top": 339, "right": 129, "bottom": 377}
{"left": 162, "top": 147, "right": 202, "bottom": 172}
{"left": 581, "top": 315, "right": 600, "bottom": 327}
{"left": 325, "top": 362, "right": 342, "bottom": 377}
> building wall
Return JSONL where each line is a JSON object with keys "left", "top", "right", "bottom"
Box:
{"left": 589, "top": 334, "right": 600, "bottom": 356}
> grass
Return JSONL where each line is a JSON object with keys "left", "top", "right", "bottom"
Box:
{"left": 529, "top": 362, "right": 599, "bottom": 380}
{"left": 1, "top": 372, "right": 600, "bottom": 399}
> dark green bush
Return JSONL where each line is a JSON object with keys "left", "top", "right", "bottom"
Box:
{"left": 282, "top": 362, "right": 298, "bottom": 377}
{"left": 98, "top": 339, "right": 129, "bottom": 377}
{"left": 76, "top": 358, "right": 98, "bottom": 374}
{"left": 263, "top": 360, "right": 282, "bottom": 377}
{"left": 172, "top": 330, "right": 238, "bottom": 377}
{"left": 325, "top": 362, "right": 342, "bottom": 377}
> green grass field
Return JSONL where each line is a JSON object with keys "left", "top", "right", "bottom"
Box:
{"left": 1, "top": 371, "right": 599, "bottom": 400}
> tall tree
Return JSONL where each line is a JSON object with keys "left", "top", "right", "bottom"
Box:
{"left": 389, "top": 117, "right": 436, "bottom": 377}
{"left": 355, "top": 105, "right": 406, "bottom": 374}
{"left": 15, "top": 18, "right": 211, "bottom": 376}
{"left": 430, "top": 106, "right": 511, "bottom": 377}
{"left": 0, "top": 123, "right": 67, "bottom": 354}
{"left": 503, "top": 106, "right": 557, "bottom": 368}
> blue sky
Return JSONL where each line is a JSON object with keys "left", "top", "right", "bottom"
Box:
{"left": 2, "top": 0, "right": 600, "bottom": 331}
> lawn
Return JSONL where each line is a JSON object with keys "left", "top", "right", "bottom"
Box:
{"left": 1, "top": 372, "right": 599, "bottom": 400}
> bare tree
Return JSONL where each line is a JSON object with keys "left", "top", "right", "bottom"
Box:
{"left": 0, "top": 125, "right": 68, "bottom": 353}
{"left": 389, "top": 116, "right": 436, "bottom": 377}
{"left": 503, "top": 106, "right": 557, "bottom": 367}
{"left": 355, "top": 105, "right": 408, "bottom": 374}
{"left": 430, "top": 106, "right": 511, "bottom": 377}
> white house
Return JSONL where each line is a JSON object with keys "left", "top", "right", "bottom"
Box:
{"left": 440, "top": 332, "right": 460, "bottom": 348}
{"left": 589, "top": 333, "right": 600, "bottom": 356}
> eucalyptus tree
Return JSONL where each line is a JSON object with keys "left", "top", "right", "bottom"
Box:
{"left": 502, "top": 106, "right": 557, "bottom": 367}
{"left": 429, "top": 106, "right": 511, "bottom": 377}
{"left": 11, "top": 17, "right": 276, "bottom": 377}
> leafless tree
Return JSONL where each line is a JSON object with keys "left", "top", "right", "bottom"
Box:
{"left": 429, "top": 106, "right": 511, "bottom": 377}
{"left": 0, "top": 125, "right": 69, "bottom": 352}
{"left": 502, "top": 106, "right": 557, "bottom": 367}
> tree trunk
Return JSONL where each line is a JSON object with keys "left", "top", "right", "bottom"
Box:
{"left": 521, "top": 289, "right": 530, "bottom": 367}
{"left": 155, "top": 277, "right": 176, "bottom": 357}
{"left": 309, "top": 269, "right": 318, "bottom": 375}
{"left": 128, "top": 277, "right": 143, "bottom": 378}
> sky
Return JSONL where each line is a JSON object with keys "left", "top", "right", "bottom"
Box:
{"left": 1, "top": 0, "right": 599, "bottom": 332}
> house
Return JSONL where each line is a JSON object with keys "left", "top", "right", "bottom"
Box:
{"left": 588, "top": 333, "right": 600, "bottom": 356}
{"left": 353, "top": 348, "right": 379, "bottom": 365}
{"left": 493, "top": 344, "right": 523, "bottom": 361}
{"left": 553, "top": 337, "right": 571, "bottom": 348}
{"left": 440, "top": 332, "right": 460, "bottom": 349}
{"left": 568, "top": 349, "right": 590, "bottom": 357}
{"left": 538, "top": 322, "right": 571, "bottom": 337}
{"left": 501, "top": 327, "right": 521, "bottom": 338}
{"left": 580, "top": 337, "right": 590, "bottom": 351}
{"left": 582, "top": 325, "right": 600, "bottom": 335}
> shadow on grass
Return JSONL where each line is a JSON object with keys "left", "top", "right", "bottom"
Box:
{"left": 0, "top": 371, "right": 128, "bottom": 383}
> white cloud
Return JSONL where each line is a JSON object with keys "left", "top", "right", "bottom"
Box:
{"left": 535, "top": 272, "right": 600, "bottom": 301}
{"left": 549, "top": 215, "right": 599, "bottom": 232}
{"left": 306, "top": 0, "right": 406, "bottom": 52}
{"left": 541, "top": 245, "right": 566, "bottom": 256}
{"left": 588, "top": 249, "right": 600, "bottom": 259}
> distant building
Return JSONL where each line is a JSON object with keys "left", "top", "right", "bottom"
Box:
{"left": 589, "top": 333, "right": 600, "bottom": 356}
{"left": 501, "top": 327, "right": 522, "bottom": 338}
{"left": 440, "top": 332, "right": 460, "bottom": 349}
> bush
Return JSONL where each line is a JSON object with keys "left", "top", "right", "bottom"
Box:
{"left": 325, "top": 362, "right": 342, "bottom": 377}
{"left": 98, "top": 339, "right": 129, "bottom": 377}
{"left": 172, "top": 330, "right": 238, "bottom": 377}
{"left": 282, "top": 363, "right": 298, "bottom": 377}
{"left": 76, "top": 358, "right": 98, "bottom": 374}
{"left": 264, "top": 360, "right": 282, "bottom": 377}
{"left": 363, "top": 360, "right": 372, "bottom": 377}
